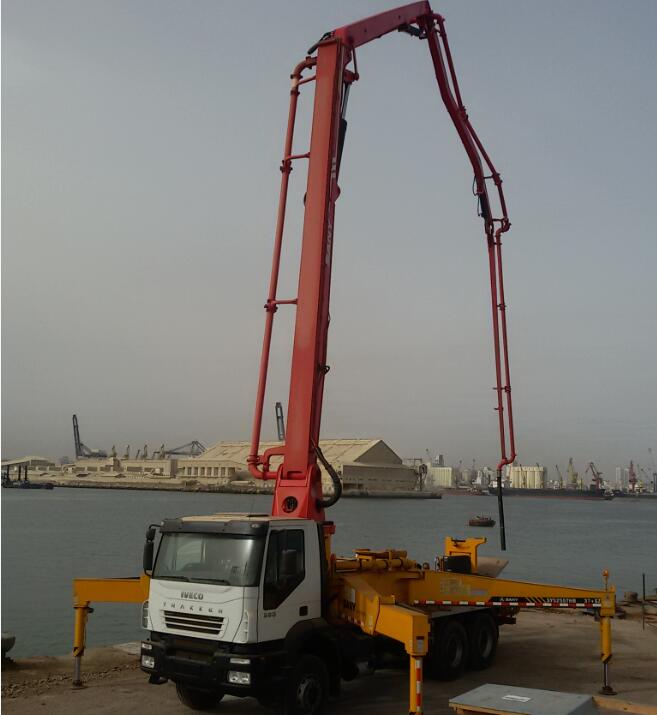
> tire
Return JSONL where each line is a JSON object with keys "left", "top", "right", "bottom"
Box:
{"left": 426, "top": 619, "right": 470, "bottom": 681}
{"left": 175, "top": 682, "right": 224, "bottom": 711}
{"left": 285, "top": 654, "right": 329, "bottom": 715}
{"left": 467, "top": 612, "right": 498, "bottom": 670}
{"left": 340, "top": 658, "right": 359, "bottom": 682}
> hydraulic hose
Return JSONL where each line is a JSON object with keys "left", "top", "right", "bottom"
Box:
{"left": 315, "top": 444, "right": 343, "bottom": 509}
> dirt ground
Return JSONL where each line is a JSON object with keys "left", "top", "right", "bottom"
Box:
{"left": 2, "top": 609, "right": 656, "bottom": 714}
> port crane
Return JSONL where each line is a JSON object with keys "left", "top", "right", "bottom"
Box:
{"left": 638, "top": 464, "right": 651, "bottom": 491}
{"left": 72, "top": 414, "right": 107, "bottom": 459}
{"left": 628, "top": 460, "right": 638, "bottom": 493}
{"left": 649, "top": 448, "right": 657, "bottom": 493}
{"left": 275, "top": 402, "right": 286, "bottom": 442}
{"left": 586, "top": 462, "right": 604, "bottom": 491}
{"left": 555, "top": 463, "right": 565, "bottom": 489}
{"left": 567, "top": 457, "right": 580, "bottom": 489}
{"left": 71, "top": 5, "right": 617, "bottom": 712}
{"left": 164, "top": 440, "right": 206, "bottom": 457}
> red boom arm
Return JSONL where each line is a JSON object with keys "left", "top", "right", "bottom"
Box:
{"left": 247, "top": 3, "right": 516, "bottom": 527}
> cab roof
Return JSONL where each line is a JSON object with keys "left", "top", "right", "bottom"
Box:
{"left": 160, "top": 513, "right": 311, "bottom": 536}
{"left": 180, "top": 513, "right": 313, "bottom": 523}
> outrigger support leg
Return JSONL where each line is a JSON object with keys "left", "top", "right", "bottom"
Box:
{"left": 72, "top": 603, "right": 91, "bottom": 686}
{"left": 409, "top": 655, "right": 424, "bottom": 715}
{"left": 71, "top": 575, "right": 150, "bottom": 686}
{"left": 598, "top": 569, "right": 616, "bottom": 696}
{"left": 342, "top": 592, "right": 429, "bottom": 715}
{"left": 599, "top": 614, "right": 616, "bottom": 695}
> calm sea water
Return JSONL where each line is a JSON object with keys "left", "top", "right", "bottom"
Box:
{"left": 2, "top": 488, "right": 656, "bottom": 658}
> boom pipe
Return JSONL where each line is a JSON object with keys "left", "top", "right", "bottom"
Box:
{"left": 248, "top": 57, "right": 316, "bottom": 480}
{"left": 422, "top": 15, "right": 515, "bottom": 473}
{"left": 248, "top": 3, "right": 516, "bottom": 522}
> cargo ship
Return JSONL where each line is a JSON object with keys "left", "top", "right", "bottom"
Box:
{"left": 611, "top": 489, "right": 657, "bottom": 500}
{"left": 487, "top": 485, "right": 613, "bottom": 500}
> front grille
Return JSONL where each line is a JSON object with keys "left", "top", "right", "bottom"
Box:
{"left": 163, "top": 610, "right": 225, "bottom": 637}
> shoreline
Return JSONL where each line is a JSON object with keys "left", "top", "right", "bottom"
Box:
{"left": 4, "top": 476, "right": 443, "bottom": 499}
{"left": 8, "top": 474, "right": 653, "bottom": 500}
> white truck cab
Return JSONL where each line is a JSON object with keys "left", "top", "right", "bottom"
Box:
{"left": 140, "top": 513, "right": 336, "bottom": 713}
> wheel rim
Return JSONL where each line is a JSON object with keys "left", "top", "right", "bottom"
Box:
{"left": 296, "top": 674, "right": 322, "bottom": 712}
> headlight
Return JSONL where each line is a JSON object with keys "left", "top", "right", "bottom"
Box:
{"left": 228, "top": 670, "right": 251, "bottom": 685}
{"left": 229, "top": 657, "right": 250, "bottom": 665}
{"left": 141, "top": 655, "right": 155, "bottom": 669}
{"left": 141, "top": 642, "right": 152, "bottom": 651}
{"left": 141, "top": 600, "right": 149, "bottom": 629}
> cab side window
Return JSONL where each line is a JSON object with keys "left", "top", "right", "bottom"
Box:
{"left": 263, "top": 529, "right": 305, "bottom": 610}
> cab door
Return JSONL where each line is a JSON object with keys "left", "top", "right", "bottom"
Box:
{"left": 257, "top": 523, "right": 321, "bottom": 642}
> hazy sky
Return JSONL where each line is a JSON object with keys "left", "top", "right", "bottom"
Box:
{"left": 3, "top": 1, "right": 656, "bottom": 481}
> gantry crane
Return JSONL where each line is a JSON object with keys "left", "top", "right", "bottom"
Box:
{"left": 164, "top": 440, "right": 206, "bottom": 457}
{"left": 72, "top": 414, "right": 107, "bottom": 459}
{"left": 71, "top": 5, "right": 617, "bottom": 712}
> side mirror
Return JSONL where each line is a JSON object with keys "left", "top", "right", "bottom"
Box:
{"left": 143, "top": 525, "right": 157, "bottom": 574}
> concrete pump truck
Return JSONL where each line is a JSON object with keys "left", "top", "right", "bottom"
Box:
{"left": 72, "top": 4, "right": 617, "bottom": 713}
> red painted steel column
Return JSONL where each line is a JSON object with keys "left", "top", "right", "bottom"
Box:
{"left": 272, "top": 41, "right": 345, "bottom": 519}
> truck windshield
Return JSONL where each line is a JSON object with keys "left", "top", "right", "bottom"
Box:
{"left": 153, "top": 533, "right": 265, "bottom": 587}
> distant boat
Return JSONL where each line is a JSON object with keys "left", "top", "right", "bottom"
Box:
{"left": 2, "top": 476, "right": 54, "bottom": 490}
{"left": 469, "top": 515, "right": 495, "bottom": 527}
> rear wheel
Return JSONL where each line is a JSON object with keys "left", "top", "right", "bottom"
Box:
{"left": 467, "top": 612, "right": 498, "bottom": 670}
{"left": 285, "top": 654, "right": 329, "bottom": 715}
{"left": 175, "top": 682, "right": 224, "bottom": 711}
{"left": 426, "top": 619, "right": 469, "bottom": 681}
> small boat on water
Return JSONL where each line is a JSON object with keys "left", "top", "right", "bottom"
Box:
{"left": 469, "top": 515, "right": 495, "bottom": 527}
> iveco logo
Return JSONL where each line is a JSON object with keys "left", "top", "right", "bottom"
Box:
{"left": 181, "top": 591, "right": 204, "bottom": 600}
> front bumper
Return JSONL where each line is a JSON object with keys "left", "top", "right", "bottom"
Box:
{"left": 140, "top": 632, "right": 287, "bottom": 697}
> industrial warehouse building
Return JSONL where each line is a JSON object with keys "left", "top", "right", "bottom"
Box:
{"left": 427, "top": 465, "right": 457, "bottom": 488}
{"left": 2, "top": 455, "right": 57, "bottom": 473}
{"left": 177, "top": 439, "right": 417, "bottom": 493}
{"left": 505, "top": 464, "right": 547, "bottom": 489}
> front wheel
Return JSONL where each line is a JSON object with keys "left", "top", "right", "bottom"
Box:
{"left": 175, "top": 682, "right": 224, "bottom": 711}
{"left": 285, "top": 654, "right": 329, "bottom": 715}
